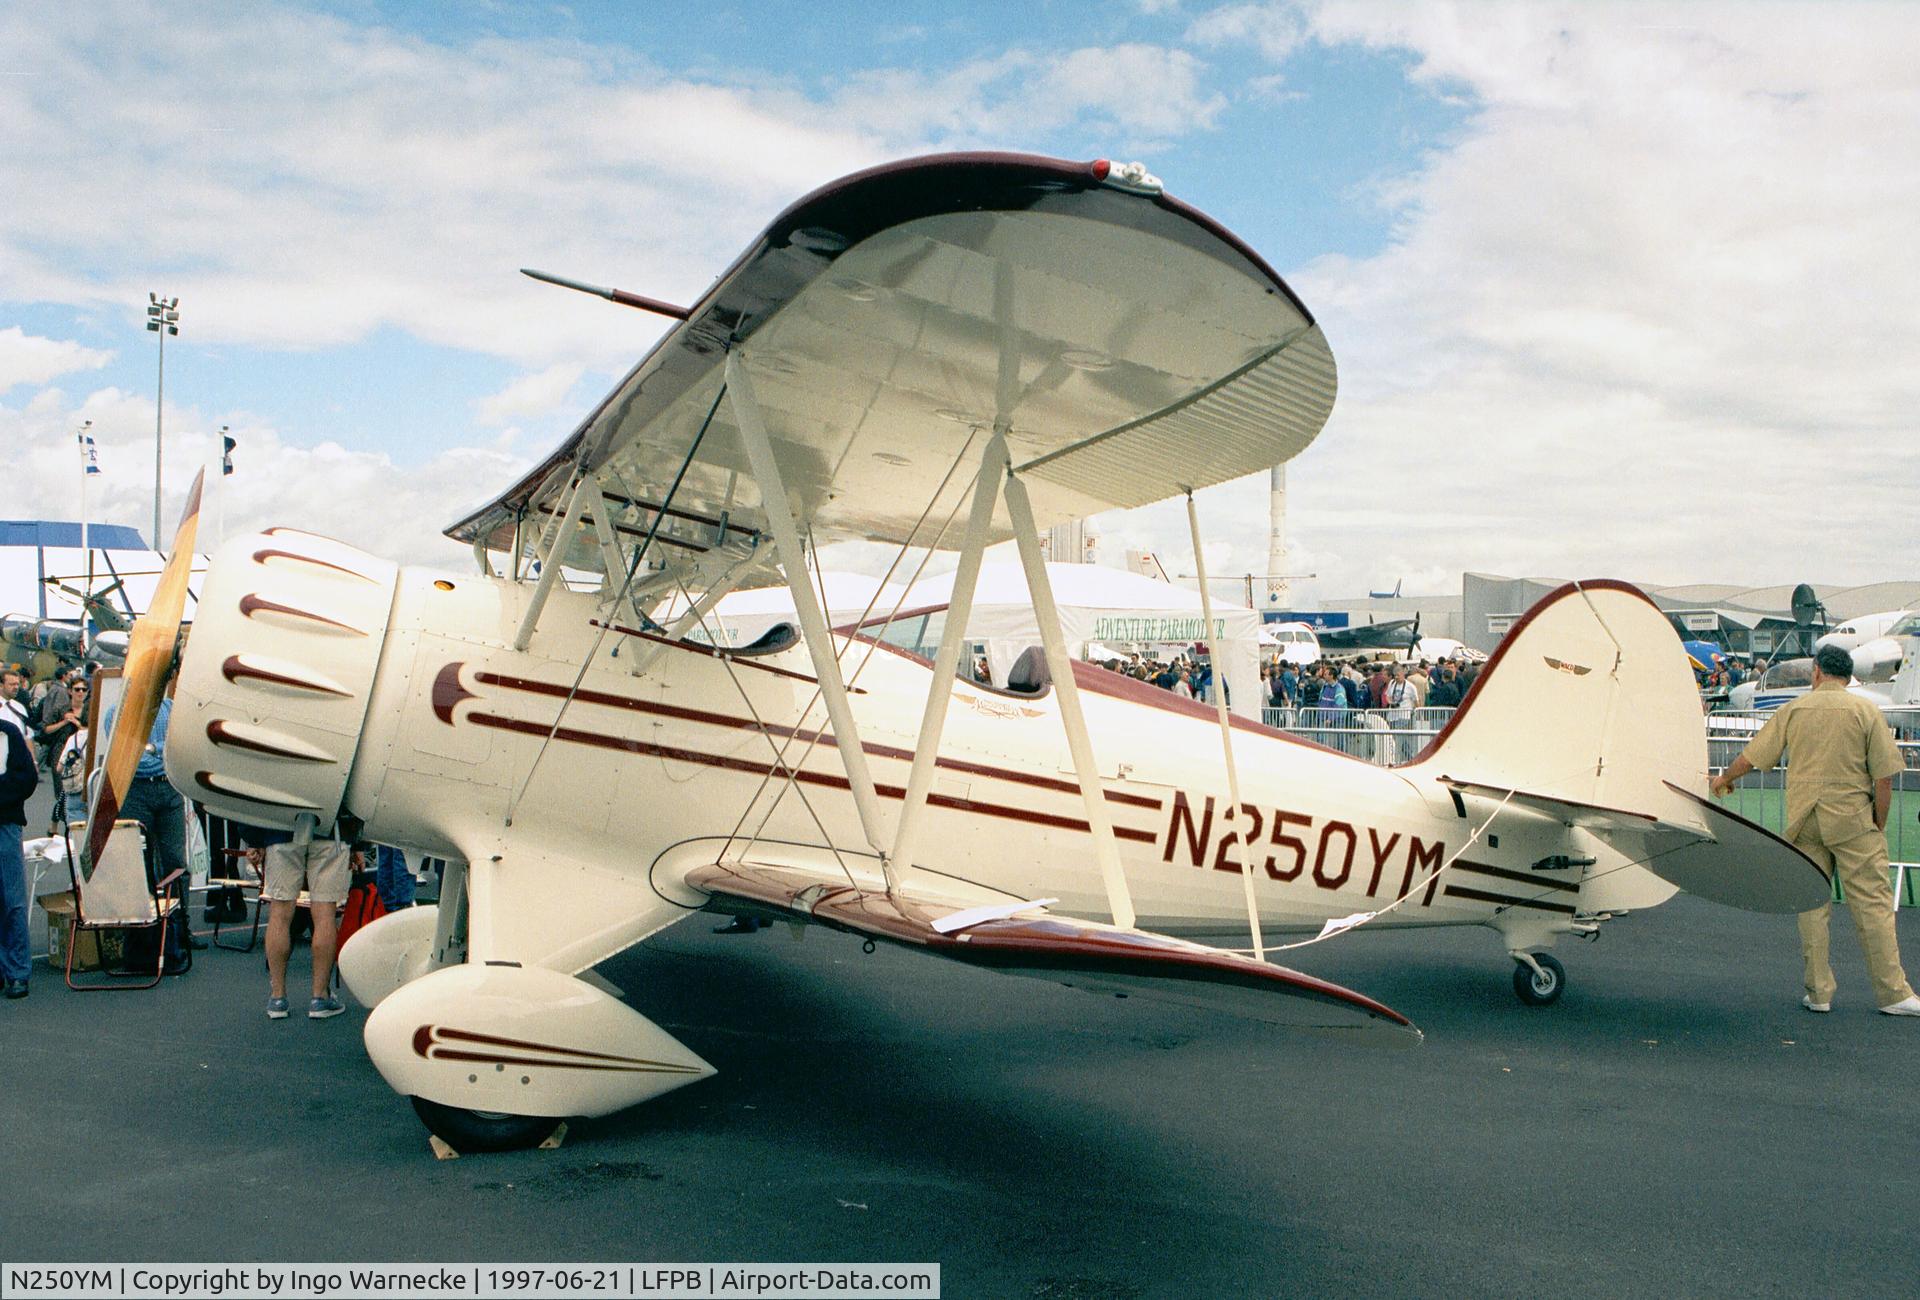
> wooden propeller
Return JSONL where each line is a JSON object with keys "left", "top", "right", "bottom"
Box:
{"left": 82, "top": 470, "right": 204, "bottom": 877}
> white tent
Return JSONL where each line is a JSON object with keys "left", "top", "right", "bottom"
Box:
{"left": 893, "top": 563, "right": 1262, "bottom": 717}
{"left": 684, "top": 561, "right": 1264, "bottom": 717}
{"left": 668, "top": 571, "right": 906, "bottom": 646}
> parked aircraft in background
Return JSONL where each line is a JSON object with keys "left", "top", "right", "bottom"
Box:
{"left": 1817, "top": 610, "right": 1918, "bottom": 683}
{"left": 1259, "top": 621, "right": 1322, "bottom": 666}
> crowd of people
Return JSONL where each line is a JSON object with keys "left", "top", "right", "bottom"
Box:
{"left": 1081, "top": 645, "right": 1486, "bottom": 724}
{"left": 1258, "top": 654, "right": 1480, "bottom": 715}
{"left": 1091, "top": 652, "right": 1217, "bottom": 701}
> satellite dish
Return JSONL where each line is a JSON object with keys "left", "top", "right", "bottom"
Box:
{"left": 1791, "top": 583, "right": 1821, "bottom": 628}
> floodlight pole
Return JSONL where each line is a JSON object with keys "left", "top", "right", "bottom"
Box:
{"left": 154, "top": 319, "right": 165, "bottom": 546}
{"left": 77, "top": 421, "right": 93, "bottom": 654}
{"left": 146, "top": 294, "right": 180, "bottom": 549}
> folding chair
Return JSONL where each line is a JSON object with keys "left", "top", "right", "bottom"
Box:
{"left": 210, "top": 846, "right": 267, "bottom": 952}
{"left": 61, "top": 820, "right": 184, "bottom": 991}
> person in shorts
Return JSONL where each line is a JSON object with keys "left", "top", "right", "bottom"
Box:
{"left": 260, "top": 827, "right": 352, "bottom": 1020}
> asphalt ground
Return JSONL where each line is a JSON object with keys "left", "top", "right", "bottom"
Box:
{"left": 4, "top": 782, "right": 1919, "bottom": 1299}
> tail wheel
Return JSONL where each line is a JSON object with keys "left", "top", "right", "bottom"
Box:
{"left": 1512, "top": 952, "right": 1566, "bottom": 1007}
{"left": 410, "top": 1097, "right": 563, "bottom": 1153}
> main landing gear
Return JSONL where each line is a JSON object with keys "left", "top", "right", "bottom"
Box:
{"left": 1511, "top": 951, "right": 1566, "bottom": 1007}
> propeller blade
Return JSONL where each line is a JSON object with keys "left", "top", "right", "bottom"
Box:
{"left": 82, "top": 471, "right": 204, "bottom": 877}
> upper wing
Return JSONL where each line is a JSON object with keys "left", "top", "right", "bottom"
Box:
{"left": 447, "top": 153, "right": 1335, "bottom": 575}
{"left": 680, "top": 845, "right": 1418, "bottom": 1045}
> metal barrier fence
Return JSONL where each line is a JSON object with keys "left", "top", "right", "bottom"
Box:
{"left": 1260, "top": 706, "right": 1453, "bottom": 766}
{"left": 1706, "top": 718, "right": 1920, "bottom": 872}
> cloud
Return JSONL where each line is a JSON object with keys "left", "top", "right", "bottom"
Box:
{"left": 0, "top": 328, "right": 112, "bottom": 393}
{"left": 1186, "top": 3, "right": 1308, "bottom": 62}
{"left": 6, "top": 384, "right": 525, "bottom": 567}
{"left": 829, "top": 43, "right": 1225, "bottom": 150}
{"left": 1, "top": 5, "right": 1224, "bottom": 374}
{"left": 476, "top": 362, "right": 586, "bottom": 427}
{"left": 0, "top": 6, "right": 1234, "bottom": 575}
{"left": 1164, "top": 0, "right": 1920, "bottom": 595}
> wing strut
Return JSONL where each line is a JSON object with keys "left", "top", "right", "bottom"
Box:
{"left": 1004, "top": 466, "right": 1137, "bottom": 931}
{"left": 512, "top": 470, "right": 594, "bottom": 650}
{"left": 1187, "top": 490, "right": 1264, "bottom": 960}
{"left": 625, "top": 539, "right": 769, "bottom": 677}
{"left": 889, "top": 430, "right": 1009, "bottom": 877}
{"left": 724, "top": 350, "right": 896, "bottom": 876}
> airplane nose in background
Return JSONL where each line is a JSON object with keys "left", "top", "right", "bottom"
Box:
{"left": 165, "top": 528, "right": 401, "bottom": 831}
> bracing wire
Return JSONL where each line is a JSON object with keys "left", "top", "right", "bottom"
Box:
{"left": 723, "top": 434, "right": 980, "bottom": 861}
{"left": 503, "top": 382, "right": 728, "bottom": 826}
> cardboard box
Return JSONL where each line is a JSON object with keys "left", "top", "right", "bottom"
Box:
{"left": 35, "top": 891, "right": 125, "bottom": 973}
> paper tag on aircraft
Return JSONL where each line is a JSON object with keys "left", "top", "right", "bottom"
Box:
{"left": 1316, "top": 910, "right": 1376, "bottom": 941}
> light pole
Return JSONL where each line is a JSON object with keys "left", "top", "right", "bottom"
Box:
{"left": 146, "top": 292, "right": 179, "bottom": 548}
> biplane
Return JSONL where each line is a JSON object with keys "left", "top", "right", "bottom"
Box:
{"left": 85, "top": 153, "right": 1827, "bottom": 1151}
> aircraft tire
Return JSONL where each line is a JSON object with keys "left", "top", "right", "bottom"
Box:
{"left": 411, "top": 1097, "right": 563, "bottom": 1153}
{"left": 1512, "top": 953, "right": 1566, "bottom": 1007}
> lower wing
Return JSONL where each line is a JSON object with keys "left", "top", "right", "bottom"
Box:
{"left": 680, "top": 845, "right": 1420, "bottom": 1046}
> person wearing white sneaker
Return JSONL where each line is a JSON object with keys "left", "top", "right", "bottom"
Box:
{"left": 1712, "top": 644, "right": 1917, "bottom": 1016}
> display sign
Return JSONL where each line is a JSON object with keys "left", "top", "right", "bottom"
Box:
{"left": 1263, "top": 611, "right": 1350, "bottom": 629}
{"left": 1486, "top": 615, "right": 1517, "bottom": 636}
{"left": 1091, "top": 615, "right": 1228, "bottom": 643}
{"left": 1681, "top": 612, "right": 1720, "bottom": 632}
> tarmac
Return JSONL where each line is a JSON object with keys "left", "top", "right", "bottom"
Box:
{"left": 4, "top": 780, "right": 1919, "bottom": 1299}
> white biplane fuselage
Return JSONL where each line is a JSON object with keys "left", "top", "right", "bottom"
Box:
{"left": 155, "top": 152, "right": 1828, "bottom": 1149}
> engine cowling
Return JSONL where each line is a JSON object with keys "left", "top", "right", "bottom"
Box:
{"left": 167, "top": 528, "right": 399, "bottom": 831}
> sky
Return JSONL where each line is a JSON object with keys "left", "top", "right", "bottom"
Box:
{"left": 4, "top": 0, "right": 1917, "bottom": 607}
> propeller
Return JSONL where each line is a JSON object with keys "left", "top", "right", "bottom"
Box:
{"left": 82, "top": 470, "right": 204, "bottom": 877}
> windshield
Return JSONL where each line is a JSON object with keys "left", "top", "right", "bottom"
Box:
{"left": 1762, "top": 659, "right": 1814, "bottom": 689}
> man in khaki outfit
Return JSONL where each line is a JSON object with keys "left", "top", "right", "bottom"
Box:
{"left": 1711, "top": 643, "right": 1920, "bottom": 1015}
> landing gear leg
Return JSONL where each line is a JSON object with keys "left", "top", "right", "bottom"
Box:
{"left": 1511, "top": 951, "right": 1566, "bottom": 1007}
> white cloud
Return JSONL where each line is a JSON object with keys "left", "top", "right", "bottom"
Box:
{"left": 476, "top": 362, "right": 586, "bottom": 427}
{"left": 0, "top": 6, "right": 1223, "bottom": 373}
{"left": 829, "top": 43, "right": 1225, "bottom": 151}
{"left": 1186, "top": 3, "right": 1308, "bottom": 63}
{"left": 1172, "top": 0, "right": 1920, "bottom": 595}
{"left": 0, "top": 328, "right": 112, "bottom": 393}
{"left": 0, "top": 5, "right": 1235, "bottom": 591}
{"left": 6, "top": 385, "right": 525, "bottom": 567}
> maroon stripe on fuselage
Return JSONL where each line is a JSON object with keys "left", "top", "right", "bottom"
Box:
{"left": 464, "top": 712, "right": 1158, "bottom": 842}
{"left": 204, "top": 719, "right": 335, "bottom": 763}
{"left": 238, "top": 593, "right": 365, "bottom": 635}
{"left": 1441, "top": 883, "right": 1578, "bottom": 916}
{"left": 250, "top": 548, "right": 378, "bottom": 582}
{"left": 1450, "top": 858, "right": 1580, "bottom": 895}
{"left": 587, "top": 622, "right": 843, "bottom": 690}
{"left": 221, "top": 655, "right": 352, "bottom": 697}
{"left": 472, "top": 669, "right": 1163, "bottom": 812}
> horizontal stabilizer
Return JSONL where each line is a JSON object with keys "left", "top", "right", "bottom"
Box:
{"left": 684, "top": 852, "right": 1418, "bottom": 1045}
{"left": 1440, "top": 776, "right": 1709, "bottom": 838}
{"left": 1438, "top": 776, "right": 1828, "bottom": 915}
{"left": 1654, "top": 784, "right": 1831, "bottom": 913}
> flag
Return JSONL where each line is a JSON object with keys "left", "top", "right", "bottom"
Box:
{"left": 221, "top": 431, "right": 236, "bottom": 476}
{"left": 78, "top": 432, "right": 101, "bottom": 475}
